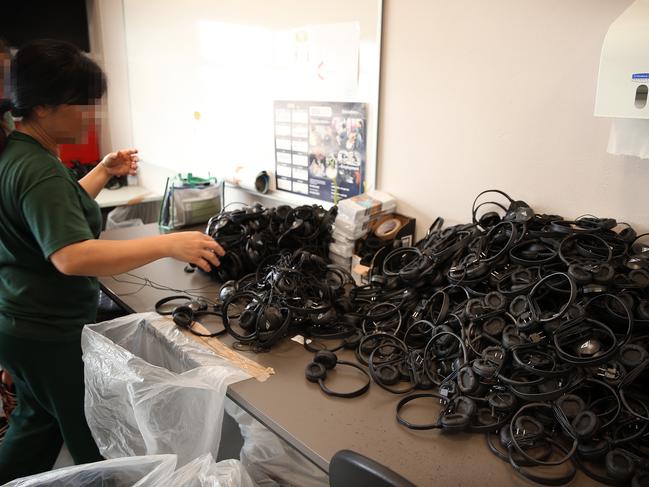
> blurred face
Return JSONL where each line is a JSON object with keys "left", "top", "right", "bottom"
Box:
{"left": 35, "top": 103, "right": 96, "bottom": 144}
{"left": 0, "top": 52, "right": 9, "bottom": 98}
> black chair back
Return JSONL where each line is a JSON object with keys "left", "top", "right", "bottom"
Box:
{"left": 329, "top": 449, "right": 417, "bottom": 487}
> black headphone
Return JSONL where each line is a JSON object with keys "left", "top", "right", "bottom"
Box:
{"left": 154, "top": 295, "right": 225, "bottom": 337}
{"left": 222, "top": 291, "right": 292, "bottom": 349}
{"left": 471, "top": 189, "right": 534, "bottom": 229}
{"left": 213, "top": 252, "right": 244, "bottom": 282}
{"left": 396, "top": 394, "right": 478, "bottom": 433}
{"left": 305, "top": 350, "right": 370, "bottom": 398}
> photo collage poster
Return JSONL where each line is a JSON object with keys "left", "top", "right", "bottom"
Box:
{"left": 274, "top": 101, "right": 367, "bottom": 202}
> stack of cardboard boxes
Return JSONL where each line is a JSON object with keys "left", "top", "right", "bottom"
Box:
{"left": 329, "top": 190, "right": 397, "bottom": 270}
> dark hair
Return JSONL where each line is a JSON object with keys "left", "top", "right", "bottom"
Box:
{"left": 10, "top": 39, "right": 106, "bottom": 119}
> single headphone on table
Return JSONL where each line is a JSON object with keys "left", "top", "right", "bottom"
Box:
{"left": 305, "top": 350, "right": 371, "bottom": 398}
{"left": 154, "top": 295, "right": 225, "bottom": 337}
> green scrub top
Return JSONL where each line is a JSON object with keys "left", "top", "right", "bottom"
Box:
{"left": 0, "top": 131, "right": 102, "bottom": 340}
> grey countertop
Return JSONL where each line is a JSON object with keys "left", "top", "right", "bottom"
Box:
{"left": 99, "top": 223, "right": 603, "bottom": 487}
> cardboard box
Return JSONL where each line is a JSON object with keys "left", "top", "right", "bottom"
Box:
{"left": 353, "top": 213, "right": 417, "bottom": 283}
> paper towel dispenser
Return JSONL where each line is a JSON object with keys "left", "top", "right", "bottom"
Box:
{"left": 594, "top": 0, "right": 649, "bottom": 119}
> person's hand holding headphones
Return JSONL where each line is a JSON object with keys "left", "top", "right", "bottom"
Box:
{"left": 163, "top": 232, "right": 225, "bottom": 272}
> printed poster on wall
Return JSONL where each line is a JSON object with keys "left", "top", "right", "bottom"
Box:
{"left": 274, "top": 101, "right": 367, "bottom": 203}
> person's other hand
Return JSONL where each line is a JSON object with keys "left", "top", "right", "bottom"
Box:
{"left": 100, "top": 148, "right": 139, "bottom": 177}
{"left": 165, "top": 232, "right": 225, "bottom": 272}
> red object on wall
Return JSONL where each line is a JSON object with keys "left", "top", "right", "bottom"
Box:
{"left": 59, "top": 124, "right": 100, "bottom": 168}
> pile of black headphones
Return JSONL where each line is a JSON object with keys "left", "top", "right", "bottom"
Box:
{"left": 219, "top": 247, "right": 357, "bottom": 352}
{"left": 166, "top": 191, "right": 649, "bottom": 485}
{"left": 204, "top": 203, "right": 337, "bottom": 282}
{"left": 295, "top": 189, "right": 649, "bottom": 486}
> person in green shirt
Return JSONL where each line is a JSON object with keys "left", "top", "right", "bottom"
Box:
{"left": 0, "top": 40, "right": 225, "bottom": 482}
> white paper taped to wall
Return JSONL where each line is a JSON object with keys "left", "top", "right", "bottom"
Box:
{"left": 607, "top": 118, "right": 649, "bottom": 159}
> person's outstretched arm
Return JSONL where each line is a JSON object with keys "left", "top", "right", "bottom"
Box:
{"left": 50, "top": 232, "right": 223, "bottom": 277}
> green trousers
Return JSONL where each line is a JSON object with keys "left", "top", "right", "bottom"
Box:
{"left": 0, "top": 330, "right": 103, "bottom": 483}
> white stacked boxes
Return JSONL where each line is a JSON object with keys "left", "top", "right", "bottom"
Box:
{"left": 329, "top": 191, "right": 397, "bottom": 270}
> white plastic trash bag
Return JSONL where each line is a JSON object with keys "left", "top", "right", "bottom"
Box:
{"left": 3, "top": 454, "right": 176, "bottom": 487}
{"left": 168, "top": 454, "right": 255, "bottom": 487}
{"left": 4, "top": 454, "right": 254, "bottom": 487}
{"left": 105, "top": 205, "right": 144, "bottom": 230}
{"left": 225, "top": 400, "right": 329, "bottom": 487}
{"left": 82, "top": 313, "right": 249, "bottom": 467}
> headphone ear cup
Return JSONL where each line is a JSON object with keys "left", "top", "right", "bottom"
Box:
{"left": 440, "top": 413, "right": 470, "bottom": 432}
{"left": 314, "top": 350, "right": 337, "bottom": 370}
{"left": 619, "top": 226, "right": 638, "bottom": 243}
{"left": 219, "top": 280, "right": 238, "bottom": 302}
{"left": 502, "top": 325, "right": 523, "bottom": 349}
{"left": 577, "top": 439, "right": 609, "bottom": 461}
{"left": 482, "top": 316, "right": 506, "bottom": 337}
{"left": 555, "top": 394, "right": 585, "bottom": 420}
{"left": 479, "top": 211, "right": 501, "bottom": 228}
{"left": 260, "top": 306, "right": 283, "bottom": 331}
{"left": 465, "top": 298, "right": 486, "bottom": 320}
{"left": 375, "top": 364, "right": 400, "bottom": 385}
{"left": 457, "top": 367, "right": 478, "bottom": 394}
{"left": 440, "top": 397, "right": 476, "bottom": 433}
{"left": 172, "top": 305, "right": 194, "bottom": 329}
{"left": 637, "top": 300, "right": 649, "bottom": 320}
{"left": 606, "top": 449, "right": 635, "bottom": 483}
{"left": 305, "top": 362, "right": 327, "bottom": 383}
{"left": 568, "top": 264, "right": 592, "bottom": 284}
{"left": 239, "top": 305, "right": 259, "bottom": 331}
{"left": 619, "top": 344, "right": 648, "bottom": 368}
{"left": 483, "top": 291, "right": 506, "bottom": 311}
{"left": 472, "top": 359, "right": 498, "bottom": 379}
{"left": 217, "top": 252, "right": 241, "bottom": 282}
{"left": 313, "top": 308, "right": 336, "bottom": 326}
{"left": 630, "top": 269, "right": 649, "bottom": 288}
{"left": 509, "top": 295, "right": 529, "bottom": 317}
{"left": 465, "top": 261, "right": 489, "bottom": 279}
{"left": 593, "top": 264, "right": 615, "bottom": 284}
{"left": 571, "top": 411, "right": 600, "bottom": 440}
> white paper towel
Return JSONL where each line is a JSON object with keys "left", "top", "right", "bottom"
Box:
{"left": 607, "top": 118, "right": 649, "bottom": 159}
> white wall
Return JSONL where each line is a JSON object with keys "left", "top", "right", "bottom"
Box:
{"left": 89, "top": 0, "right": 176, "bottom": 192}
{"left": 94, "top": 0, "right": 649, "bottom": 237}
{"left": 91, "top": 0, "right": 380, "bottom": 195}
{"left": 378, "top": 0, "right": 649, "bottom": 239}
